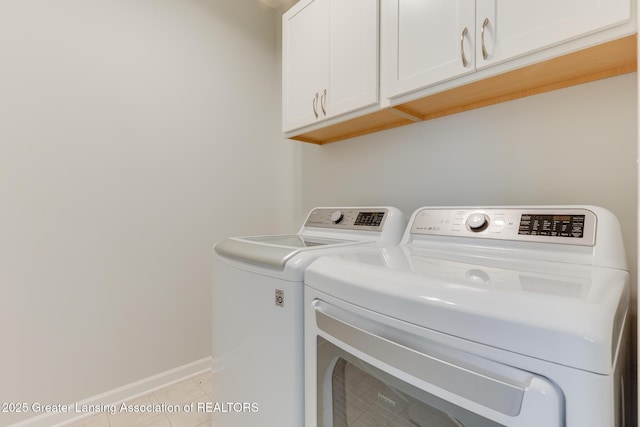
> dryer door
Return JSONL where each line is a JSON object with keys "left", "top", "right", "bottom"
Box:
{"left": 306, "top": 293, "right": 564, "bottom": 427}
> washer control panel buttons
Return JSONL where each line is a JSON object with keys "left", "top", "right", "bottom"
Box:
{"left": 410, "top": 208, "right": 596, "bottom": 246}
{"left": 466, "top": 212, "right": 489, "bottom": 232}
{"left": 304, "top": 208, "right": 388, "bottom": 231}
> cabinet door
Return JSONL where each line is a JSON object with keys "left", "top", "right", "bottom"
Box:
{"left": 282, "top": 0, "right": 328, "bottom": 132}
{"left": 382, "top": 0, "right": 475, "bottom": 99}
{"left": 325, "top": 0, "right": 379, "bottom": 119}
{"left": 476, "top": 0, "right": 631, "bottom": 69}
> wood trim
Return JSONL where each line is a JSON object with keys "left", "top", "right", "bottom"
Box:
{"left": 395, "top": 34, "right": 638, "bottom": 121}
{"left": 289, "top": 34, "right": 637, "bottom": 145}
{"left": 290, "top": 108, "right": 416, "bottom": 145}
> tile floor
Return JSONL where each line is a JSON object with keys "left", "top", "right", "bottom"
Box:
{"left": 63, "top": 371, "right": 212, "bottom": 427}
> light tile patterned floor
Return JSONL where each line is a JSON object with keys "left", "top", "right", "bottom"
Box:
{"left": 63, "top": 371, "right": 212, "bottom": 427}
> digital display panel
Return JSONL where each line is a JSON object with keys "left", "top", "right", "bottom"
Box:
{"left": 518, "top": 214, "right": 585, "bottom": 238}
{"left": 354, "top": 212, "right": 385, "bottom": 227}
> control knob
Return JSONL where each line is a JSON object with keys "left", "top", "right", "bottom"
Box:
{"left": 466, "top": 212, "right": 489, "bottom": 232}
{"left": 331, "top": 210, "right": 344, "bottom": 224}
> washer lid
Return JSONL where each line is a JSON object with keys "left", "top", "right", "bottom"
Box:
{"left": 305, "top": 246, "right": 630, "bottom": 374}
{"left": 214, "top": 235, "right": 355, "bottom": 268}
{"left": 213, "top": 206, "right": 407, "bottom": 270}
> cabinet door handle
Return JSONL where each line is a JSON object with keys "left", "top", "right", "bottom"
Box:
{"left": 481, "top": 17, "right": 490, "bottom": 60}
{"left": 312, "top": 92, "right": 319, "bottom": 119}
{"left": 320, "top": 89, "right": 327, "bottom": 116}
{"left": 460, "top": 27, "right": 469, "bottom": 67}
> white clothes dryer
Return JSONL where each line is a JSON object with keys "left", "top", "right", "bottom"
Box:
{"left": 212, "top": 207, "right": 406, "bottom": 427}
{"left": 304, "top": 206, "right": 630, "bottom": 427}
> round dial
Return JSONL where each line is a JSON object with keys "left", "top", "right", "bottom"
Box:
{"left": 330, "top": 210, "right": 344, "bottom": 224}
{"left": 466, "top": 212, "right": 489, "bottom": 231}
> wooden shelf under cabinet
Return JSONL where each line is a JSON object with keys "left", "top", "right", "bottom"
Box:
{"left": 290, "top": 34, "right": 637, "bottom": 145}
{"left": 288, "top": 109, "right": 417, "bottom": 145}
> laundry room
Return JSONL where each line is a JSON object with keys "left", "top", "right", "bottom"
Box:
{"left": 283, "top": 0, "right": 639, "bottom": 424}
{"left": 0, "top": 1, "right": 637, "bottom": 427}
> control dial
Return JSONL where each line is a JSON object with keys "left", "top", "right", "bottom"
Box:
{"left": 466, "top": 212, "right": 489, "bottom": 232}
{"left": 330, "top": 210, "right": 344, "bottom": 224}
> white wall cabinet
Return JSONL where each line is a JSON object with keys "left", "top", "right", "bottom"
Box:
{"left": 383, "top": 0, "right": 632, "bottom": 100}
{"left": 381, "top": 0, "right": 476, "bottom": 99}
{"left": 477, "top": 0, "right": 631, "bottom": 69}
{"left": 282, "top": 0, "right": 378, "bottom": 133}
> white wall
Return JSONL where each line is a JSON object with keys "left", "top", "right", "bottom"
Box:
{"left": 0, "top": 1, "right": 290, "bottom": 425}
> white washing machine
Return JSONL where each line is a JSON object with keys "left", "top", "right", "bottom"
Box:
{"left": 305, "top": 206, "right": 630, "bottom": 427}
{"left": 212, "top": 207, "right": 406, "bottom": 427}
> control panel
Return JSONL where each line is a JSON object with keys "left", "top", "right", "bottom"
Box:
{"left": 304, "top": 208, "right": 388, "bottom": 231}
{"left": 410, "top": 208, "right": 597, "bottom": 246}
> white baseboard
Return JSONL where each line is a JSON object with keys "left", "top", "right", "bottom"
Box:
{"left": 9, "top": 357, "right": 212, "bottom": 427}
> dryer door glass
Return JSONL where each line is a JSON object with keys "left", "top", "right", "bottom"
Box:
{"left": 318, "top": 337, "right": 500, "bottom": 427}
{"left": 312, "top": 297, "right": 564, "bottom": 427}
